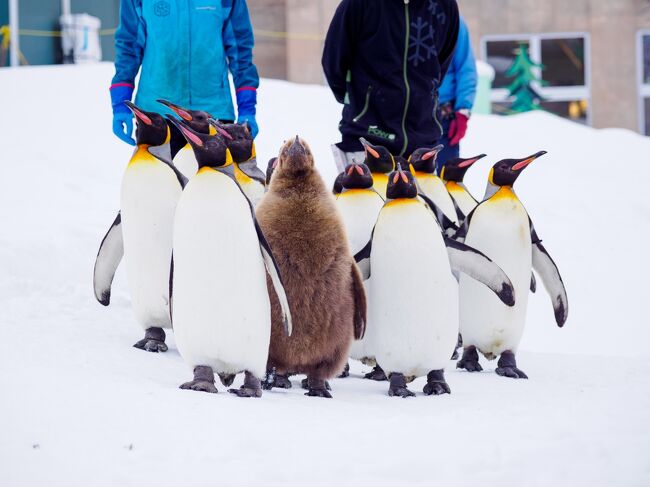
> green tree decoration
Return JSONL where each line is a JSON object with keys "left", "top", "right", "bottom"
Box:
{"left": 505, "top": 43, "right": 546, "bottom": 112}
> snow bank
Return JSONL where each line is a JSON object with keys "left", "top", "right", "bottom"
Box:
{"left": 0, "top": 63, "right": 649, "bottom": 487}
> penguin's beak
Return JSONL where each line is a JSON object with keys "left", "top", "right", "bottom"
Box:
{"left": 287, "top": 135, "right": 306, "bottom": 156}
{"left": 512, "top": 151, "right": 547, "bottom": 171}
{"left": 458, "top": 153, "right": 487, "bottom": 168}
{"left": 359, "top": 137, "right": 380, "bottom": 159}
{"left": 157, "top": 99, "right": 193, "bottom": 122}
{"left": 125, "top": 101, "right": 152, "bottom": 126}
{"left": 421, "top": 144, "right": 444, "bottom": 161}
{"left": 207, "top": 119, "right": 234, "bottom": 140}
{"left": 167, "top": 115, "right": 203, "bottom": 147}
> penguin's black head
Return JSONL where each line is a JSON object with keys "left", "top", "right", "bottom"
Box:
{"left": 490, "top": 151, "right": 547, "bottom": 187}
{"left": 440, "top": 154, "right": 486, "bottom": 182}
{"left": 266, "top": 157, "right": 278, "bottom": 185}
{"left": 210, "top": 120, "right": 255, "bottom": 163}
{"left": 332, "top": 172, "right": 344, "bottom": 195}
{"left": 386, "top": 163, "right": 418, "bottom": 199}
{"left": 360, "top": 137, "right": 395, "bottom": 174}
{"left": 408, "top": 145, "right": 444, "bottom": 174}
{"left": 340, "top": 163, "right": 373, "bottom": 190}
{"left": 168, "top": 116, "right": 232, "bottom": 169}
{"left": 277, "top": 136, "right": 314, "bottom": 178}
{"left": 157, "top": 99, "right": 212, "bottom": 134}
{"left": 125, "top": 101, "right": 169, "bottom": 146}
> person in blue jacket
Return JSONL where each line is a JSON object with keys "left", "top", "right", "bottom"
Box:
{"left": 436, "top": 16, "right": 477, "bottom": 171}
{"left": 110, "top": 0, "right": 260, "bottom": 146}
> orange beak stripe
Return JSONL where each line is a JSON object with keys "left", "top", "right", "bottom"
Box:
{"left": 392, "top": 172, "right": 399, "bottom": 184}
{"left": 459, "top": 158, "right": 478, "bottom": 168}
{"left": 400, "top": 171, "right": 408, "bottom": 184}
{"left": 422, "top": 150, "right": 437, "bottom": 161}
{"left": 366, "top": 145, "right": 380, "bottom": 159}
{"left": 355, "top": 165, "right": 364, "bottom": 176}
{"left": 347, "top": 166, "right": 355, "bottom": 176}
{"left": 180, "top": 126, "right": 203, "bottom": 147}
{"left": 132, "top": 108, "right": 152, "bottom": 126}
{"left": 512, "top": 157, "right": 535, "bottom": 171}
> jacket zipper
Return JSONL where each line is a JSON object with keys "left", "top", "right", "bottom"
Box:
{"left": 188, "top": 0, "right": 192, "bottom": 105}
{"left": 353, "top": 85, "right": 373, "bottom": 123}
{"left": 400, "top": 0, "right": 410, "bottom": 156}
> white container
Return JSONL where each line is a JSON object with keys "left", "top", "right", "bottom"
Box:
{"left": 60, "top": 13, "right": 102, "bottom": 64}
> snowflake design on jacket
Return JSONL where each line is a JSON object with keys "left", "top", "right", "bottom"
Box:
{"left": 409, "top": 17, "right": 437, "bottom": 67}
{"left": 428, "top": 0, "right": 447, "bottom": 25}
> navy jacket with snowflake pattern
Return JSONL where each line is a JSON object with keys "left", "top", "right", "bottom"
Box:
{"left": 322, "top": 0, "right": 459, "bottom": 157}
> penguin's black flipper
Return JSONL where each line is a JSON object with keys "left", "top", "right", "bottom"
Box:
{"left": 93, "top": 212, "right": 124, "bottom": 306}
{"left": 418, "top": 192, "right": 459, "bottom": 235}
{"left": 238, "top": 160, "right": 266, "bottom": 185}
{"left": 350, "top": 262, "right": 367, "bottom": 340}
{"left": 216, "top": 163, "right": 294, "bottom": 335}
{"left": 530, "top": 272, "right": 537, "bottom": 293}
{"left": 354, "top": 238, "right": 373, "bottom": 281}
{"left": 530, "top": 221, "right": 568, "bottom": 327}
{"left": 444, "top": 237, "right": 516, "bottom": 307}
{"left": 254, "top": 218, "right": 293, "bottom": 336}
{"left": 451, "top": 206, "right": 477, "bottom": 242}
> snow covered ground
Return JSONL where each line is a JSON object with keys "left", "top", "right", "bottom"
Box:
{"left": 1, "top": 63, "right": 649, "bottom": 486}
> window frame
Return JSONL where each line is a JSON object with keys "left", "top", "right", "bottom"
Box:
{"left": 481, "top": 32, "right": 592, "bottom": 125}
{"left": 637, "top": 30, "right": 650, "bottom": 135}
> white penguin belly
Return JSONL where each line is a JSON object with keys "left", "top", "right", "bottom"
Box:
{"left": 447, "top": 183, "right": 477, "bottom": 217}
{"left": 173, "top": 145, "right": 198, "bottom": 179}
{"left": 172, "top": 169, "right": 271, "bottom": 377}
{"left": 459, "top": 193, "right": 531, "bottom": 358}
{"left": 416, "top": 173, "right": 459, "bottom": 224}
{"left": 336, "top": 190, "right": 384, "bottom": 362}
{"left": 121, "top": 159, "right": 181, "bottom": 330}
{"left": 371, "top": 201, "right": 459, "bottom": 377}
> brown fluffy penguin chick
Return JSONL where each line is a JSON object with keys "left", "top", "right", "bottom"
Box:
{"left": 256, "top": 136, "right": 367, "bottom": 398}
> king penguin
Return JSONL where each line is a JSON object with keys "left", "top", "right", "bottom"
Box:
{"left": 357, "top": 163, "right": 516, "bottom": 397}
{"left": 359, "top": 138, "right": 395, "bottom": 199}
{"left": 93, "top": 102, "right": 187, "bottom": 352}
{"left": 335, "top": 162, "right": 385, "bottom": 379}
{"left": 169, "top": 118, "right": 292, "bottom": 397}
{"left": 157, "top": 99, "right": 216, "bottom": 179}
{"left": 210, "top": 120, "right": 266, "bottom": 206}
{"left": 456, "top": 151, "right": 569, "bottom": 379}
{"left": 439, "top": 154, "right": 486, "bottom": 216}
{"left": 408, "top": 146, "right": 463, "bottom": 226}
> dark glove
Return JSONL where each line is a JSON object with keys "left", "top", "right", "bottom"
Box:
{"left": 236, "top": 88, "right": 258, "bottom": 138}
{"left": 110, "top": 84, "right": 135, "bottom": 146}
{"left": 448, "top": 111, "right": 469, "bottom": 146}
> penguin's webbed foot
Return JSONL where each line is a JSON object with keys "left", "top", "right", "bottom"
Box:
{"left": 364, "top": 365, "right": 388, "bottom": 381}
{"left": 133, "top": 327, "right": 168, "bottom": 353}
{"left": 301, "top": 378, "right": 331, "bottom": 391}
{"left": 338, "top": 362, "right": 350, "bottom": 378}
{"left": 456, "top": 346, "right": 483, "bottom": 372}
{"left": 495, "top": 351, "right": 528, "bottom": 379}
{"left": 388, "top": 373, "right": 415, "bottom": 398}
{"left": 261, "top": 369, "right": 292, "bottom": 390}
{"left": 304, "top": 377, "right": 333, "bottom": 398}
{"left": 180, "top": 366, "right": 218, "bottom": 393}
{"left": 228, "top": 372, "right": 263, "bottom": 397}
{"left": 423, "top": 369, "right": 451, "bottom": 396}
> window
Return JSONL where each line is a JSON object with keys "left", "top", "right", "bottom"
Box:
{"left": 482, "top": 33, "right": 590, "bottom": 125}
{"left": 638, "top": 31, "right": 650, "bottom": 136}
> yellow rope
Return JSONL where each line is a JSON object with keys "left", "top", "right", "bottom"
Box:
{"left": 2, "top": 25, "right": 320, "bottom": 41}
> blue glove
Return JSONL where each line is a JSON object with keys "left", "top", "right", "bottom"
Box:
{"left": 236, "top": 88, "right": 259, "bottom": 138}
{"left": 110, "top": 83, "right": 136, "bottom": 146}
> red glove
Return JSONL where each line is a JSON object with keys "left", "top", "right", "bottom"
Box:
{"left": 448, "top": 111, "right": 469, "bottom": 146}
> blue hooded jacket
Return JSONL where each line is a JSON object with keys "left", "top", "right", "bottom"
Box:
{"left": 111, "top": 0, "right": 259, "bottom": 120}
{"left": 438, "top": 16, "right": 476, "bottom": 111}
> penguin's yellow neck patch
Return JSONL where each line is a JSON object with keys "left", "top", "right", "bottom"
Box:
{"left": 446, "top": 181, "right": 463, "bottom": 193}
{"left": 234, "top": 163, "right": 252, "bottom": 183}
{"left": 129, "top": 145, "right": 158, "bottom": 166}
{"left": 384, "top": 198, "right": 419, "bottom": 207}
{"left": 197, "top": 166, "right": 217, "bottom": 175}
{"left": 490, "top": 186, "right": 517, "bottom": 201}
{"left": 414, "top": 171, "right": 437, "bottom": 181}
{"left": 339, "top": 188, "right": 374, "bottom": 197}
